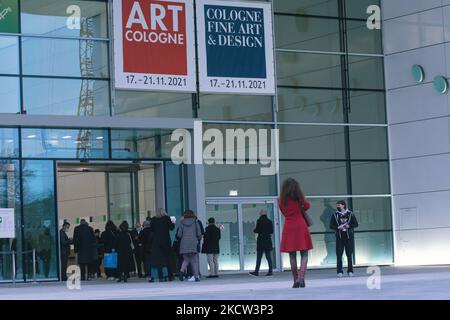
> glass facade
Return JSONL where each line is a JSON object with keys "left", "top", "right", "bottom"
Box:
{"left": 0, "top": 0, "right": 391, "bottom": 281}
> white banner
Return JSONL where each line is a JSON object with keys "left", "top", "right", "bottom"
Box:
{"left": 0, "top": 208, "right": 15, "bottom": 239}
{"left": 196, "top": 0, "right": 275, "bottom": 95}
{"left": 113, "top": 0, "right": 196, "bottom": 92}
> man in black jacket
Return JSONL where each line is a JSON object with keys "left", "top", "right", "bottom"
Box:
{"left": 249, "top": 209, "right": 274, "bottom": 277}
{"left": 330, "top": 200, "right": 359, "bottom": 277}
{"left": 59, "top": 221, "right": 72, "bottom": 281}
{"left": 73, "top": 219, "right": 96, "bottom": 281}
{"left": 202, "top": 217, "right": 221, "bottom": 278}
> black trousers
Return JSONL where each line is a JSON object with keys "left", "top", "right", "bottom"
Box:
{"left": 255, "top": 249, "right": 273, "bottom": 274}
{"left": 134, "top": 251, "right": 143, "bottom": 276}
{"left": 336, "top": 234, "right": 354, "bottom": 274}
{"left": 61, "top": 255, "right": 68, "bottom": 281}
{"left": 79, "top": 263, "right": 94, "bottom": 280}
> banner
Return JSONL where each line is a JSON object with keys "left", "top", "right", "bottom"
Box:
{"left": 113, "top": 0, "right": 196, "bottom": 92}
{"left": 0, "top": 208, "right": 15, "bottom": 239}
{"left": 196, "top": 0, "right": 275, "bottom": 95}
{"left": 0, "top": 0, "right": 19, "bottom": 33}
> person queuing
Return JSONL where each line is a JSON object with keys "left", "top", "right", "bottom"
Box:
{"left": 73, "top": 219, "right": 96, "bottom": 281}
{"left": 177, "top": 210, "right": 202, "bottom": 282}
{"left": 116, "top": 221, "right": 134, "bottom": 283}
{"left": 59, "top": 221, "right": 72, "bottom": 281}
{"left": 201, "top": 217, "right": 221, "bottom": 278}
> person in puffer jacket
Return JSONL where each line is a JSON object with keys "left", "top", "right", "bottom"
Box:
{"left": 177, "top": 209, "right": 202, "bottom": 282}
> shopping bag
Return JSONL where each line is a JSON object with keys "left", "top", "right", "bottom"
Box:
{"left": 104, "top": 252, "right": 118, "bottom": 269}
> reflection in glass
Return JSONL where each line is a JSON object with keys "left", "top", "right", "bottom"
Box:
{"left": 275, "top": 15, "right": 340, "bottom": 52}
{"left": 346, "top": 20, "right": 382, "bottom": 54}
{"left": 0, "top": 76, "right": 20, "bottom": 114}
{"left": 22, "top": 37, "right": 109, "bottom": 78}
{"left": 111, "top": 129, "right": 176, "bottom": 159}
{"left": 348, "top": 90, "right": 386, "bottom": 124}
{"left": 206, "top": 204, "right": 240, "bottom": 271}
{"left": 349, "top": 126, "right": 388, "bottom": 160}
{"left": 277, "top": 51, "right": 342, "bottom": 88}
{"left": 348, "top": 56, "right": 384, "bottom": 90}
{"left": 22, "top": 160, "right": 57, "bottom": 280}
{"left": 108, "top": 172, "right": 133, "bottom": 226}
{"left": 23, "top": 78, "right": 109, "bottom": 116}
{"left": 277, "top": 87, "right": 344, "bottom": 123}
{"left": 0, "top": 160, "right": 22, "bottom": 281}
{"left": 21, "top": 0, "right": 108, "bottom": 38}
{"left": 114, "top": 91, "right": 193, "bottom": 118}
{"left": 199, "top": 94, "right": 273, "bottom": 121}
{"left": 274, "top": 0, "right": 338, "bottom": 17}
{"left": 21, "top": 128, "right": 109, "bottom": 159}
{"left": 0, "top": 36, "right": 19, "bottom": 74}
{"left": 351, "top": 161, "right": 390, "bottom": 195}
{"left": 0, "top": 128, "right": 19, "bottom": 158}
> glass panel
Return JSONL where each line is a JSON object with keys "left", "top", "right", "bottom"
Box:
{"left": 205, "top": 204, "right": 240, "bottom": 271}
{"left": 0, "top": 36, "right": 19, "bottom": 74}
{"left": 279, "top": 125, "right": 346, "bottom": 160}
{"left": 351, "top": 161, "right": 390, "bottom": 195}
{"left": 22, "top": 37, "right": 109, "bottom": 78}
{"left": 280, "top": 161, "right": 348, "bottom": 196}
{"left": 345, "top": 0, "right": 380, "bottom": 19}
{"left": 114, "top": 91, "right": 193, "bottom": 118}
{"left": 346, "top": 20, "right": 382, "bottom": 54}
{"left": 198, "top": 94, "right": 273, "bottom": 121}
{"left": 22, "top": 160, "right": 57, "bottom": 280}
{"left": 21, "top": 128, "right": 109, "bottom": 159}
{"left": 274, "top": 0, "right": 339, "bottom": 17}
{"left": 277, "top": 51, "right": 342, "bottom": 88}
{"left": 354, "top": 231, "right": 393, "bottom": 265}
{"left": 0, "top": 160, "right": 22, "bottom": 281}
{"left": 348, "top": 90, "right": 386, "bottom": 124}
{"left": 23, "top": 78, "right": 110, "bottom": 116}
{"left": 138, "top": 166, "right": 157, "bottom": 222}
{"left": 348, "top": 56, "right": 384, "bottom": 90}
{"left": 277, "top": 87, "right": 344, "bottom": 123}
{"left": 349, "top": 126, "right": 388, "bottom": 160}
{"left": 111, "top": 129, "right": 176, "bottom": 160}
{"left": 275, "top": 15, "right": 340, "bottom": 52}
{"left": 205, "top": 164, "right": 277, "bottom": 197}
{"left": 165, "top": 163, "right": 186, "bottom": 239}
{"left": 0, "top": 128, "right": 19, "bottom": 158}
{"left": 0, "top": 76, "right": 20, "bottom": 114}
{"left": 242, "top": 203, "right": 276, "bottom": 271}
{"left": 108, "top": 172, "right": 133, "bottom": 226}
{"left": 305, "top": 197, "right": 392, "bottom": 234}
{"left": 21, "top": 0, "right": 108, "bottom": 38}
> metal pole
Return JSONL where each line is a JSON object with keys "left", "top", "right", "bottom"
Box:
{"left": 12, "top": 251, "right": 16, "bottom": 285}
{"left": 32, "top": 249, "right": 37, "bottom": 283}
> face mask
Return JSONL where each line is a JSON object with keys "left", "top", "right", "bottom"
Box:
{"left": 337, "top": 207, "right": 342, "bottom": 212}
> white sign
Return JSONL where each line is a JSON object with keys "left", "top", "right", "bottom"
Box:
{"left": 113, "top": 0, "right": 196, "bottom": 92}
{"left": 196, "top": 0, "right": 275, "bottom": 94}
{"left": 0, "top": 208, "right": 15, "bottom": 238}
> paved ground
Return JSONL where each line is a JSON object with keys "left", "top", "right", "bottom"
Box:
{"left": 0, "top": 266, "right": 449, "bottom": 300}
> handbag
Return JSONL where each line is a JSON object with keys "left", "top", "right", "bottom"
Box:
{"left": 104, "top": 251, "right": 118, "bottom": 269}
{"left": 300, "top": 201, "right": 313, "bottom": 227}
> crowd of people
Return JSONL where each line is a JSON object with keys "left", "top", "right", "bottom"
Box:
{"left": 60, "top": 178, "right": 358, "bottom": 288}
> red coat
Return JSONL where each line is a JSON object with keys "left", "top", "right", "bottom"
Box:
{"left": 279, "top": 198, "right": 313, "bottom": 252}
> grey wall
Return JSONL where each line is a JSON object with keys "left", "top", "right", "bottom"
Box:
{"left": 383, "top": 0, "right": 450, "bottom": 265}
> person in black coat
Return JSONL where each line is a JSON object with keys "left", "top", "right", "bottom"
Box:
{"left": 101, "top": 221, "right": 118, "bottom": 280}
{"left": 149, "top": 209, "right": 175, "bottom": 282}
{"left": 330, "top": 200, "right": 359, "bottom": 277}
{"left": 59, "top": 221, "right": 72, "bottom": 281}
{"left": 116, "top": 221, "right": 134, "bottom": 283}
{"left": 249, "top": 209, "right": 274, "bottom": 277}
{"left": 137, "top": 220, "right": 153, "bottom": 279}
{"left": 201, "top": 217, "right": 221, "bottom": 278}
{"left": 130, "top": 222, "right": 143, "bottom": 278}
{"left": 73, "top": 219, "right": 97, "bottom": 281}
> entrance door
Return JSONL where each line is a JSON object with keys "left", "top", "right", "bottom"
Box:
{"left": 107, "top": 172, "right": 134, "bottom": 226}
{"left": 205, "top": 199, "right": 279, "bottom": 272}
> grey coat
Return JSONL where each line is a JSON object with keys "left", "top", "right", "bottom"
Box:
{"left": 177, "top": 218, "right": 202, "bottom": 254}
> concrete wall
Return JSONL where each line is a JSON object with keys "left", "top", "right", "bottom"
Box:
{"left": 383, "top": 0, "right": 450, "bottom": 265}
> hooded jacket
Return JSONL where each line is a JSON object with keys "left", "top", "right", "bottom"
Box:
{"left": 177, "top": 218, "right": 202, "bottom": 254}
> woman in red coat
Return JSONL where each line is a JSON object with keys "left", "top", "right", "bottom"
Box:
{"left": 279, "top": 178, "right": 313, "bottom": 288}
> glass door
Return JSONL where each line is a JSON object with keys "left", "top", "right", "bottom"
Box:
{"left": 107, "top": 172, "right": 134, "bottom": 226}
{"left": 205, "top": 199, "right": 279, "bottom": 272}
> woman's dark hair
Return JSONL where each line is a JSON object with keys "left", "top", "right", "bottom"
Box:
{"left": 280, "top": 178, "right": 305, "bottom": 205}
{"left": 336, "top": 200, "right": 347, "bottom": 209}
{"left": 183, "top": 209, "right": 196, "bottom": 219}
{"left": 105, "top": 220, "right": 117, "bottom": 232}
{"left": 119, "top": 221, "right": 129, "bottom": 232}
